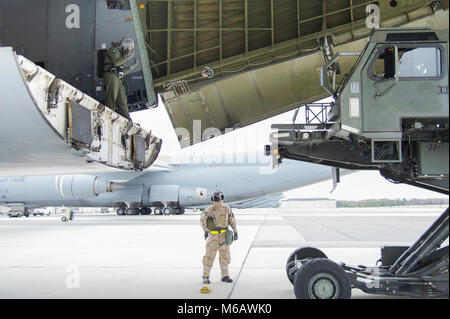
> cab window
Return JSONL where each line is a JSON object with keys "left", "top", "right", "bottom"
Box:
{"left": 369, "top": 46, "right": 442, "bottom": 80}
{"left": 397, "top": 47, "right": 442, "bottom": 78}
{"left": 370, "top": 46, "right": 395, "bottom": 80}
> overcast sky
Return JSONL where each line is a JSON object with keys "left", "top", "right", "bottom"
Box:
{"left": 131, "top": 96, "right": 447, "bottom": 201}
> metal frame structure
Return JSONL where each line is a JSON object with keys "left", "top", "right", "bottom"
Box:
{"left": 342, "top": 208, "right": 449, "bottom": 297}
{"left": 136, "top": 1, "right": 449, "bottom": 148}
{"left": 136, "top": 0, "right": 445, "bottom": 91}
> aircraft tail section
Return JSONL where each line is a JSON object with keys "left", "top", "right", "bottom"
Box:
{"left": 0, "top": 47, "right": 162, "bottom": 177}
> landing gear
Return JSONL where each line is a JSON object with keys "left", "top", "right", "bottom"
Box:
{"left": 163, "top": 207, "right": 173, "bottom": 215}
{"left": 126, "top": 207, "right": 140, "bottom": 215}
{"left": 288, "top": 207, "right": 449, "bottom": 299}
{"left": 174, "top": 207, "right": 185, "bottom": 215}
{"left": 115, "top": 206, "right": 184, "bottom": 216}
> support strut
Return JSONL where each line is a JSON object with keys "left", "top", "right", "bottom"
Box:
{"left": 390, "top": 207, "right": 449, "bottom": 274}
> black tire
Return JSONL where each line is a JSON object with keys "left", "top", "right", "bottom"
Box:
{"left": 174, "top": 207, "right": 182, "bottom": 215}
{"left": 180, "top": 207, "right": 186, "bottom": 214}
{"left": 286, "top": 247, "right": 327, "bottom": 284}
{"left": 117, "top": 208, "right": 125, "bottom": 215}
{"left": 153, "top": 207, "right": 162, "bottom": 215}
{"left": 293, "top": 258, "right": 351, "bottom": 299}
{"left": 141, "top": 207, "right": 152, "bottom": 215}
{"left": 163, "top": 207, "right": 173, "bottom": 215}
{"left": 61, "top": 217, "right": 68, "bottom": 222}
{"left": 126, "top": 207, "right": 138, "bottom": 215}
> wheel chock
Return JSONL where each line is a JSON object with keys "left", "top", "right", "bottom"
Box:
{"left": 200, "top": 284, "right": 211, "bottom": 294}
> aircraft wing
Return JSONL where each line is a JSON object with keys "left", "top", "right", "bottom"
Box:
{"left": 193, "top": 193, "right": 285, "bottom": 210}
{"left": 227, "top": 193, "right": 285, "bottom": 209}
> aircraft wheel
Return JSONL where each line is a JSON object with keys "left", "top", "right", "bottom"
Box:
{"left": 117, "top": 208, "right": 125, "bottom": 215}
{"left": 141, "top": 207, "right": 152, "bottom": 215}
{"left": 174, "top": 207, "right": 182, "bottom": 215}
{"left": 163, "top": 207, "right": 173, "bottom": 215}
{"left": 294, "top": 258, "right": 351, "bottom": 299}
{"left": 153, "top": 207, "right": 163, "bottom": 215}
{"left": 126, "top": 207, "right": 139, "bottom": 215}
{"left": 61, "top": 217, "right": 68, "bottom": 222}
{"left": 286, "top": 247, "right": 327, "bottom": 284}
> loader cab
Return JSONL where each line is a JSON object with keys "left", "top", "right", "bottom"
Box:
{"left": 329, "top": 29, "right": 448, "bottom": 165}
{"left": 269, "top": 28, "right": 448, "bottom": 193}
{"left": 356, "top": 29, "right": 448, "bottom": 138}
{"left": 337, "top": 29, "right": 448, "bottom": 138}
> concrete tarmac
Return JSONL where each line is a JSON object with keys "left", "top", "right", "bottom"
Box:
{"left": 0, "top": 206, "right": 447, "bottom": 299}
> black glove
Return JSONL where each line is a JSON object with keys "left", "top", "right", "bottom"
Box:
{"left": 233, "top": 233, "right": 238, "bottom": 241}
{"left": 204, "top": 231, "right": 209, "bottom": 240}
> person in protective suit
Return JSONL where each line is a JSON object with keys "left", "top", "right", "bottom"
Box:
{"left": 200, "top": 191, "right": 238, "bottom": 284}
{"left": 103, "top": 37, "right": 138, "bottom": 120}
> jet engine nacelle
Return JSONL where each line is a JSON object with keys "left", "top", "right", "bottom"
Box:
{"left": 56, "top": 175, "right": 112, "bottom": 198}
{"left": 146, "top": 185, "right": 208, "bottom": 206}
{"left": 179, "top": 186, "right": 208, "bottom": 206}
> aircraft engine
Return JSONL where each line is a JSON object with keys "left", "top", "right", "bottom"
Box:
{"left": 55, "top": 175, "right": 113, "bottom": 198}
{"left": 179, "top": 186, "right": 208, "bottom": 206}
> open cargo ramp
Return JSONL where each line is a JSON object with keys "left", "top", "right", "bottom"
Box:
{"left": 0, "top": 47, "right": 162, "bottom": 177}
{"left": 136, "top": 0, "right": 449, "bottom": 146}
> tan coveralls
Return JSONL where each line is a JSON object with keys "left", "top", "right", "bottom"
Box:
{"left": 200, "top": 202, "right": 237, "bottom": 278}
{"left": 103, "top": 43, "right": 135, "bottom": 120}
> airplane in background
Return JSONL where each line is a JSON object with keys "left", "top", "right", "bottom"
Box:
{"left": 0, "top": 155, "right": 335, "bottom": 217}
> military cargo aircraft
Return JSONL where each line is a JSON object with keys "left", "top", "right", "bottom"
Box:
{"left": 0, "top": 157, "right": 335, "bottom": 216}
